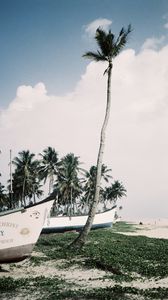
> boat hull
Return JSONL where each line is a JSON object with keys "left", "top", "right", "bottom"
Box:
{"left": 42, "top": 206, "right": 116, "bottom": 234}
{"left": 0, "top": 243, "right": 34, "bottom": 263}
{"left": 0, "top": 197, "right": 54, "bottom": 263}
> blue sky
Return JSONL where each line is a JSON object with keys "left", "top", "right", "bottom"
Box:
{"left": 0, "top": 0, "right": 168, "bottom": 107}
{"left": 1, "top": 0, "right": 168, "bottom": 219}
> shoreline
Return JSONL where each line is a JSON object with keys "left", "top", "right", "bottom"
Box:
{"left": 121, "top": 218, "right": 168, "bottom": 239}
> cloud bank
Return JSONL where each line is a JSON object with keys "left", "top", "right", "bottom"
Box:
{"left": 1, "top": 42, "right": 168, "bottom": 219}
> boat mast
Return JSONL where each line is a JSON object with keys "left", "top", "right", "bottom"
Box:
{"left": 9, "top": 149, "right": 13, "bottom": 208}
{"left": 0, "top": 150, "right": 1, "bottom": 176}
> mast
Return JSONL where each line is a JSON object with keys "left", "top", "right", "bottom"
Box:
{"left": 9, "top": 149, "right": 13, "bottom": 208}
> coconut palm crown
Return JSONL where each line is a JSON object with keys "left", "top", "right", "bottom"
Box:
{"left": 83, "top": 24, "right": 132, "bottom": 67}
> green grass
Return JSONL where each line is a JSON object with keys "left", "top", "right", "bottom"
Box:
{"left": 110, "top": 221, "right": 139, "bottom": 233}
{"left": 1, "top": 222, "right": 168, "bottom": 299}
{"left": 1, "top": 276, "right": 168, "bottom": 299}
{"left": 34, "top": 223, "right": 168, "bottom": 279}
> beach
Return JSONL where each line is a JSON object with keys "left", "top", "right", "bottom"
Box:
{"left": 121, "top": 218, "right": 168, "bottom": 239}
{"left": 1, "top": 220, "right": 168, "bottom": 299}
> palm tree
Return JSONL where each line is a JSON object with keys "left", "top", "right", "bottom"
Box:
{"left": 12, "top": 150, "right": 40, "bottom": 206}
{"left": 0, "top": 182, "right": 7, "bottom": 210}
{"left": 38, "top": 147, "right": 59, "bottom": 194}
{"left": 103, "top": 180, "right": 126, "bottom": 210}
{"left": 81, "top": 164, "right": 112, "bottom": 212}
{"left": 105, "top": 180, "right": 127, "bottom": 205}
{"left": 81, "top": 166, "right": 96, "bottom": 213}
{"left": 101, "top": 164, "right": 112, "bottom": 183}
{"left": 55, "top": 153, "right": 83, "bottom": 216}
{"left": 72, "top": 25, "right": 132, "bottom": 248}
{"left": 26, "top": 178, "right": 44, "bottom": 204}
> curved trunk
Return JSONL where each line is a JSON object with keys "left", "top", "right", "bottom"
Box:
{"left": 71, "top": 62, "right": 113, "bottom": 248}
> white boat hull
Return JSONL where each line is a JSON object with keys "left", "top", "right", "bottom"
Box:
{"left": 42, "top": 206, "right": 116, "bottom": 233}
{"left": 0, "top": 197, "right": 54, "bottom": 263}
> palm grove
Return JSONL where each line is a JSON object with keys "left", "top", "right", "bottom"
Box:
{"left": 0, "top": 147, "right": 126, "bottom": 216}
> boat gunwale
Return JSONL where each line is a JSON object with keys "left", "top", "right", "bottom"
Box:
{"left": 49, "top": 205, "right": 117, "bottom": 219}
{"left": 0, "top": 194, "right": 55, "bottom": 218}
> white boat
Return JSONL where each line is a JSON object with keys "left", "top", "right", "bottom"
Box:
{"left": 42, "top": 205, "right": 116, "bottom": 233}
{"left": 0, "top": 196, "right": 54, "bottom": 263}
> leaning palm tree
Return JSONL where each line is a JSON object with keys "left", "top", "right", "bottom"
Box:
{"left": 72, "top": 25, "right": 132, "bottom": 248}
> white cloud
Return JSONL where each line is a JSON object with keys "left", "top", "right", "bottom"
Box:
{"left": 162, "top": 13, "right": 168, "bottom": 28}
{"left": 84, "top": 18, "right": 112, "bottom": 37}
{"left": 163, "top": 13, "right": 168, "bottom": 19}
{"left": 141, "top": 35, "right": 165, "bottom": 50}
{"left": 164, "top": 22, "right": 168, "bottom": 29}
{"left": 8, "top": 82, "right": 48, "bottom": 112}
{"left": 1, "top": 43, "right": 168, "bottom": 219}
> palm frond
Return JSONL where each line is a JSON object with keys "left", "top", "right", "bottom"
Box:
{"left": 83, "top": 51, "right": 107, "bottom": 62}
{"left": 95, "top": 28, "right": 115, "bottom": 58}
{"left": 113, "top": 24, "right": 132, "bottom": 57}
{"left": 83, "top": 24, "right": 132, "bottom": 66}
{"left": 95, "top": 28, "right": 109, "bottom": 57}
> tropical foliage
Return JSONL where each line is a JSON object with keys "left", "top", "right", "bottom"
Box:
{"left": 11, "top": 150, "right": 42, "bottom": 206}
{"left": 38, "top": 147, "right": 59, "bottom": 194}
{"left": 0, "top": 181, "right": 8, "bottom": 209}
{"left": 53, "top": 153, "right": 83, "bottom": 216}
{"left": 103, "top": 180, "right": 127, "bottom": 207}
{"left": 0, "top": 147, "right": 126, "bottom": 213}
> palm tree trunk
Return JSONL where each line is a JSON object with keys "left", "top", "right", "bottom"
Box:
{"left": 84, "top": 189, "right": 91, "bottom": 213}
{"left": 71, "top": 62, "right": 113, "bottom": 248}
{"left": 22, "top": 176, "right": 26, "bottom": 207}
{"left": 70, "top": 187, "right": 73, "bottom": 219}
{"left": 49, "top": 176, "right": 52, "bottom": 195}
{"left": 33, "top": 193, "right": 36, "bottom": 204}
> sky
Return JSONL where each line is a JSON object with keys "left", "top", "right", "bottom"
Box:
{"left": 0, "top": 0, "right": 168, "bottom": 220}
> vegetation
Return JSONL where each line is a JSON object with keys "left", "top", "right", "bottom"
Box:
{"left": 11, "top": 150, "right": 42, "bottom": 207}
{"left": 35, "top": 223, "right": 168, "bottom": 279}
{"left": 0, "top": 148, "right": 126, "bottom": 216}
{"left": 1, "top": 223, "right": 168, "bottom": 299}
{"left": 54, "top": 153, "right": 84, "bottom": 216}
{"left": 2, "top": 275, "right": 168, "bottom": 300}
{"left": 38, "top": 147, "right": 59, "bottom": 194}
{"left": 0, "top": 180, "right": 7, "bottom": 208}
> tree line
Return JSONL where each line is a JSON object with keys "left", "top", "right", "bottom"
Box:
{"left": 0, "top": 146, "right": 126, "bottom": 215}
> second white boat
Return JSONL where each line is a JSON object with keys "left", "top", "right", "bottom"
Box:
{"left": 42, "top": 205, "right": 116, "bottom": 233}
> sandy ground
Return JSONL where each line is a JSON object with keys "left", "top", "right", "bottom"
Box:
{"left": 122, "top": 218, "right": 168, "bottom": 239}
{"left": 1, "top": 219, "right": 168, "bottom": 294}
{"left": 1, "top": 254, "right": 168, "bottom": 291}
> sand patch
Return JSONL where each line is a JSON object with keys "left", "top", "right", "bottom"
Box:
{"left": 1, "top": 252, "right": 168, "bottom": 290}
{"left": 120, "top": 218, "right": 168, "bottom": 239}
